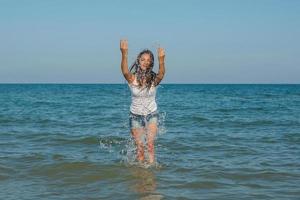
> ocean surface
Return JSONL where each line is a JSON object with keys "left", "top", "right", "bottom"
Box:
{"left": 0, "top": 84, "right": 300, "bottom": 200}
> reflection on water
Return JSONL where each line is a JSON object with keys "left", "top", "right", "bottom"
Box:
{"left": 130, "top": 166, "right": 156, "bottom": 193}
{"left": 140, "top": 194, "right": 164, "bottom": 200}
{"left": 129, "top": 166, "right": 163, "bottom": 200}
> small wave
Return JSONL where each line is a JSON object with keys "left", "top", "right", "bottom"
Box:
{"left": 243, "top": 120, "right": 274, "bottom": 126}
{"left": 217, "top": 119, "right": 275, "bottom": 128}
{"left": 281, "top": 132, "right": 300, "bottom": 144}
{"left": 52, "top": 136, "right": 100, "bottom": 145}
{"left": 192, "top": 116, "right": 209, "bottom": 122}
{"left": 52, "top": 154, "right": 66, "bottom": 161}
{"left": 262, "top": 93, "right": 278, "bottom": 97}
{"left": 0, "top": 164, "right": 15, "bottom": 180}
{"left": 258, "top": 135, "right": 280, "bottom": 144}
{"left": 32, "top": 100, "right": 62, "bottom": 107}
{"left": 30, "top": 162, "right": 125, "bottom": 182}
{"left": 176, "top": 180, "right": 223, "bottom": 189}
{"left": 18, "top": 153, "right": 46, "bottom": 162}
{"left": 31, "top": 161, "right": 98, "bottom": 178}
{"left": 241, "top": 183, "right": 269, "bottom": 189}
{"left": 0, "top": 116, "right": 28, "bottom": 124}
{"left": 88, "top": 105, "right": 115, "bottom": 109}
{"left": 0, "top": 116, "right": 14, "bottom": 124}
{"left": 140, "top": 194, "right": 164, "bottom": 200}
{"left": 218, "top": 170, "right": 295, "bottom": 181}
{"left": 0, "top": 116, "right": 66, "bottom": 126}
{"left": 0, "top": 164, "right": 15, "bottom": 174}
{"left": 0, "top": 174, "right": 9, "bottom": 180}
{"left": 214, "top": 108, "right": 241, "bottom": 112}
{"left": 214, "top": 107, "right": 265, "bottom": 113}
{"left": 99, "top": 135, "right": 128, "bottom": 146}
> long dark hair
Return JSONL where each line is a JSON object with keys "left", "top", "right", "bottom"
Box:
{"left": 129, "top": 49, "right": 157, "bottom": 90}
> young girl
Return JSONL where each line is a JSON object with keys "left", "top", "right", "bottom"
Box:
{"left": 120, "top": 39, "right": 165, "bottom": 164}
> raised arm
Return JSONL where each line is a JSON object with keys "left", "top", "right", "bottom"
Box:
{"left": 154, "top": 47, "right": 166, "bottom": 86}
{"left": 120, "top": 39, "right": 134, "bottom": 84}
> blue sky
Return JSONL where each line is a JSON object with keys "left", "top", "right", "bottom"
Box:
{"left": 0, "top": 0, "right": 299, "bottom": 83}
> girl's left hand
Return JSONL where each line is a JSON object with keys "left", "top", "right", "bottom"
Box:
{"left": 158, "top": 47, "right": 165, "bottom": 60}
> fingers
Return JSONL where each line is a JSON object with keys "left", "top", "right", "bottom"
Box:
{"left": 120, "top": 39, "right": 128, "bottom": 50}
{"left": 157, "top": 47, "right": 165, "bottom": 57}
{"left": 157, "top": 47, "right": 165, "bottom": 52}
{"left": 121, "top": 39, "right": 128, "bottom": 45}
{"left": 120, "top": 39, "right": 128, "bottom": 44}
{"left": 120, "top": 38, "right": 127, "bottom": 42}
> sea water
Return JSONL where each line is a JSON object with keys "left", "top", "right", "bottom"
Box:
{"left": 0, "top": 84, "right": 300, "bottom": 199}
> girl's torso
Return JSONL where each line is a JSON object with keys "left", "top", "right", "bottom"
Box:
{"left": 128, "top": 75, "right": 157, "bottom": 115}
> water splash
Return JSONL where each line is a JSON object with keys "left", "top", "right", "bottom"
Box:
{"left": 119, "top": 129, "right": 164, "bottom": 169}
{"left": 151, "top": 41, "right": 161, "bottom": 50}
{"left": 98, "top": 130, "right": 164, "bottom": 169}
{"left": 157, "top": 111, "right": 167, "bottom": 135}
{"left": 120, "top": 137, "right": 136, "bottom": 164}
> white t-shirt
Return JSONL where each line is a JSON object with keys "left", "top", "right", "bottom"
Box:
{"left": 128, "top": 76, "right": 157, "bottom": 115}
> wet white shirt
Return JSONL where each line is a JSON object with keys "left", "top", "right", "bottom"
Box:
{"left": 128, "top": 77, "right": 157, "bottom": 116}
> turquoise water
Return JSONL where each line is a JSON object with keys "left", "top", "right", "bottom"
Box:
{"left": 0, "top": 84, "right": 300, "bottom": 200}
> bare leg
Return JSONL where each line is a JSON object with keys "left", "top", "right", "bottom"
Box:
{"left": 146, "top": 122, "right": 158, "bottom": 164}
{"left": 131, "top": 128, "right": 145, "bottom": 162}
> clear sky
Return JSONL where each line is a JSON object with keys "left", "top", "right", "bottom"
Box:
{"left": 1, "top": 0, "right": 299, "bottom": 83}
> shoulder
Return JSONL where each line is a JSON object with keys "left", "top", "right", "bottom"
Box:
{"left": 127, "top": 73, "right": 136, "bottom": 85}
{"left": 128, "top": 73, "right": 137, "bottom": 86}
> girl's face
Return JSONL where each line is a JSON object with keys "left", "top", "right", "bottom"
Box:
{"left": 139, "top": 53, "right": 152, "bottom": 71}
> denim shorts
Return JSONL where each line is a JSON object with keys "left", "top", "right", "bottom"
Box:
{"left": 129, "top": 110, "right": 159, "bottom": 129}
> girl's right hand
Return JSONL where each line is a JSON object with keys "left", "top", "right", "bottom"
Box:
{"left": 120, "top": 39, "right": 128, "bottom": 54}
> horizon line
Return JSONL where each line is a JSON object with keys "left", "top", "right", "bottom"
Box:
{"left": 0, "top": 82, "right": 299, "bottom": 85}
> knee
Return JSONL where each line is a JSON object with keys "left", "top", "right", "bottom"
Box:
{"left": 148, "top": 142, "right": 154, "bottom": 152}
{"left": 131, "top": 132, "right": 138, "bottom": 139}
{"left": 131, "top": 129, "right": 143, "bottom": 139}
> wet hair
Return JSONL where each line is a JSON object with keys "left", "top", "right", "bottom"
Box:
{"left": 129, "top": 49, "right": 157, "bottom": 90}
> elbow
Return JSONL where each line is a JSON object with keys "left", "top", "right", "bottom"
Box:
{"left": 157, "top": 72, "right": 165, "bottom": 80}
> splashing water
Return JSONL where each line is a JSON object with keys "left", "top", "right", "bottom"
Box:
{"left": 98, "top": 82, "right": 167, "bottom": 169}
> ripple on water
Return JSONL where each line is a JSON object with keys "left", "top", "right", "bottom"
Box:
{"left": 52, "top": 136, "right": 100, "bottom": 145}
{"left": 0, "top": 164, "right": 15, "bottom": 180}
{"left": 28, "top": 162, "right": 141, "bottom": 188}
